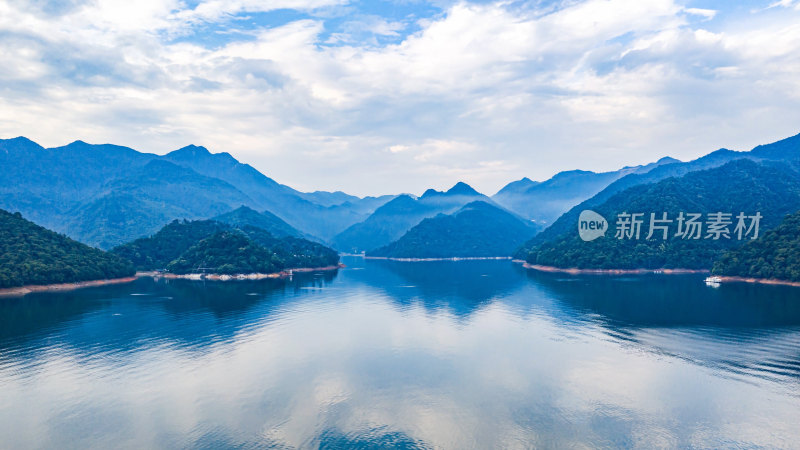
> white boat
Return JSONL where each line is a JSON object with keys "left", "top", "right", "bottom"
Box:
{"left": 704, "top": 276, "right": 722, "bottom": 283}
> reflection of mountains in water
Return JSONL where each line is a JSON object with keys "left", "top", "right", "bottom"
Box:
{"left": 342, "top": 257, "right": 528, "bottom": 316}
{"left": 525, "top": 270, "right": 800, "bottom": 386}
{"left": 0, "top": 270, "right": 340, "bottom": 358}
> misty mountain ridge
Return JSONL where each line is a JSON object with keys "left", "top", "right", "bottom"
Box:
{"left": 331, "top": 181, "right": 500, "bottom": 253}
{"left": 493, "top": 156, "right": 682, "bottom": 225}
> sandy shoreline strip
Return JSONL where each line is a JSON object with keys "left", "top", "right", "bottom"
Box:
{"left": 517, "top": 260, "right": 800, "bottom": 286}
{"left": 713, "top": 275, "right": 800, "bottom": 287}
{"left": 139, "top": 264, "right": 345, "bottom": 281}
{"left": 0, "top": 264, "right": 345, "bottom": 297}
{"left": 519, "top": 261, "right": 709, "bottom": 275}
{"left": 0, "top": 276, "right": 138, "bottom": 297}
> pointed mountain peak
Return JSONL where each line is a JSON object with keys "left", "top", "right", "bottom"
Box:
{"left": 231, "top": 205, "right": 258, "bottom": 214}
{"left": 172, "top": 144, "right": 210, "bottom": 155}
{"left": 446, "top": 181, "right": 480, "bottom": 196}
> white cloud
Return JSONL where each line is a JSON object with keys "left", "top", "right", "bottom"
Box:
{"left": 1, "top": 0, "right": 800, "bottom": 195}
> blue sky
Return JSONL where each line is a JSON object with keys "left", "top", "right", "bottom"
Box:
{"left": 1, "top": 0, "right": 800, "bottom": 196}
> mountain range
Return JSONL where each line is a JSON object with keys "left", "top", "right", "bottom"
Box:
{"left": 2, "top": 132, "right": 800, "bottom": 266}
{"left": 0, "top": 137, "right": 394, "bottom": 249}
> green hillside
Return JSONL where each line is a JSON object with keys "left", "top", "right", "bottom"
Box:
{"left": 165, "top": 231, "right": 282, "bottom": 275}
{"left": 525, "top": 160, "right": 800, "bottom": 270}
{"left": 0, "top": 209, "right": 134, "bottom": 288}
{"left": 369, "top": 201, "right": 539, "bottom": 258}
{"left": 111, "top": 219, "right": 339, "bottom": 274}
{"left": 713, "top": 210, "right": 800, "bottom": 281}
{"left": 212, "top": 205, "right": 300, "bottom": 238}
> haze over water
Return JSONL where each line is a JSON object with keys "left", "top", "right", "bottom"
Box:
{"left": 1, "top": 257, "right": 800, "bottom": 449}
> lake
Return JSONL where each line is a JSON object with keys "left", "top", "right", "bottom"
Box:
{"left": 2, "top": 256, "right": 800, "bottom": 449}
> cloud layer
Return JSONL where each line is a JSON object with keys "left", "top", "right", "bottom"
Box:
{"left": 1, "top": 0, "right": 799, "bottom": 195}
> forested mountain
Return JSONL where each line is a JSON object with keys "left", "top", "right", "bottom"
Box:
{"left": 0, "top": 137, "right": 392, "bottom": 248}
{"left": 111, "top": 220, "right": 228, "bottom": 270}
{"left": 525, "top": 160, "right": 800, "bottom": 270}
{"left": 111, "top": 219, "right": 338, "bottom": 274}
{"left": 713, "top": 210, "right": 800, "bottom": 281}
{"left": 493, "top": 157, "right": 679, "bottom": 225}
{"left": 332, "top": 182, "right": 494, "bottom": 253}
{"left": 369, "top": 201, "right": 540, "bottom": 258}
{"left": 212, "top": 206, "right": 301, "bottom": 238}
{"left": 65, "top": 160, "right": 255, "bottom": 248}
{"left": 517, "top": 132, "right": 800, "bottom": 257}
{"left": 0, "top": 209, "right": 134, "bottom": 288}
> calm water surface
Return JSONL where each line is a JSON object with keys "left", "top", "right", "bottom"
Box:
{"left": 2, "top": 257, "right": 800, "bottom": 449}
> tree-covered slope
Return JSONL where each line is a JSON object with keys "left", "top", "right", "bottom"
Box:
{"left": 212, "top": 205, "right": 300, "bottom": 238}
{"left": 110, "top": 220, "right": 228, "bottom": 271}
{"left": 165, "top": 231, "right": 283, "bottom": 275}
{"left": 237, "top": 226, "right": 340, "bottom": 269}
{"left": 369, "top": 201, "right": 540, "bottom": 258}
{"left": 526, "top": 160, "right": 800, "bottom": 270}
{"left": 713, "top": 210, "right": 800, "bottom": 281}
{"left": 0, "top": 209, "right": 134, "bottom": 288}
{"left": 111, "top": 219, "right": 339, "bottom": 273}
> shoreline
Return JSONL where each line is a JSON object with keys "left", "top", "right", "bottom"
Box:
{"left": 0, "top": 276, "right": 138, "bottom": 297}
{"left": 520, "top": 261, "right": 709, "bottom": 275}
{"left": 714, "top": 275, "right": 800, "bottom": 288}
{"left": 0, "top": 264, "right": 345, "bottom": 297}
{"left": 365, "top": 256, "right": 512, "bottom": 262}
{"left": 138, "top": 263, "right": 345, "bottom": 281}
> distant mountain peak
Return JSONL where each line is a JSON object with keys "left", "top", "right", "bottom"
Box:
{"left": 231, "top": 204, "right": 258, "bottom": 213}
{"left": 446, "top": 181, "right": 480, "bottom": 196}
{"left": 4, "top": 136, "right": 38, "bottom": 145}
{"left": 421, "top": 188, "right": 441, "bottom": 198}
{"left": 494, "top": 177, "right": 539, "bottom": 196}
{"left": 0, "top": 136, "right": 45, "bottom": 152}
{"left": 172, "top": 144, "right": 210, "bottom": 155}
